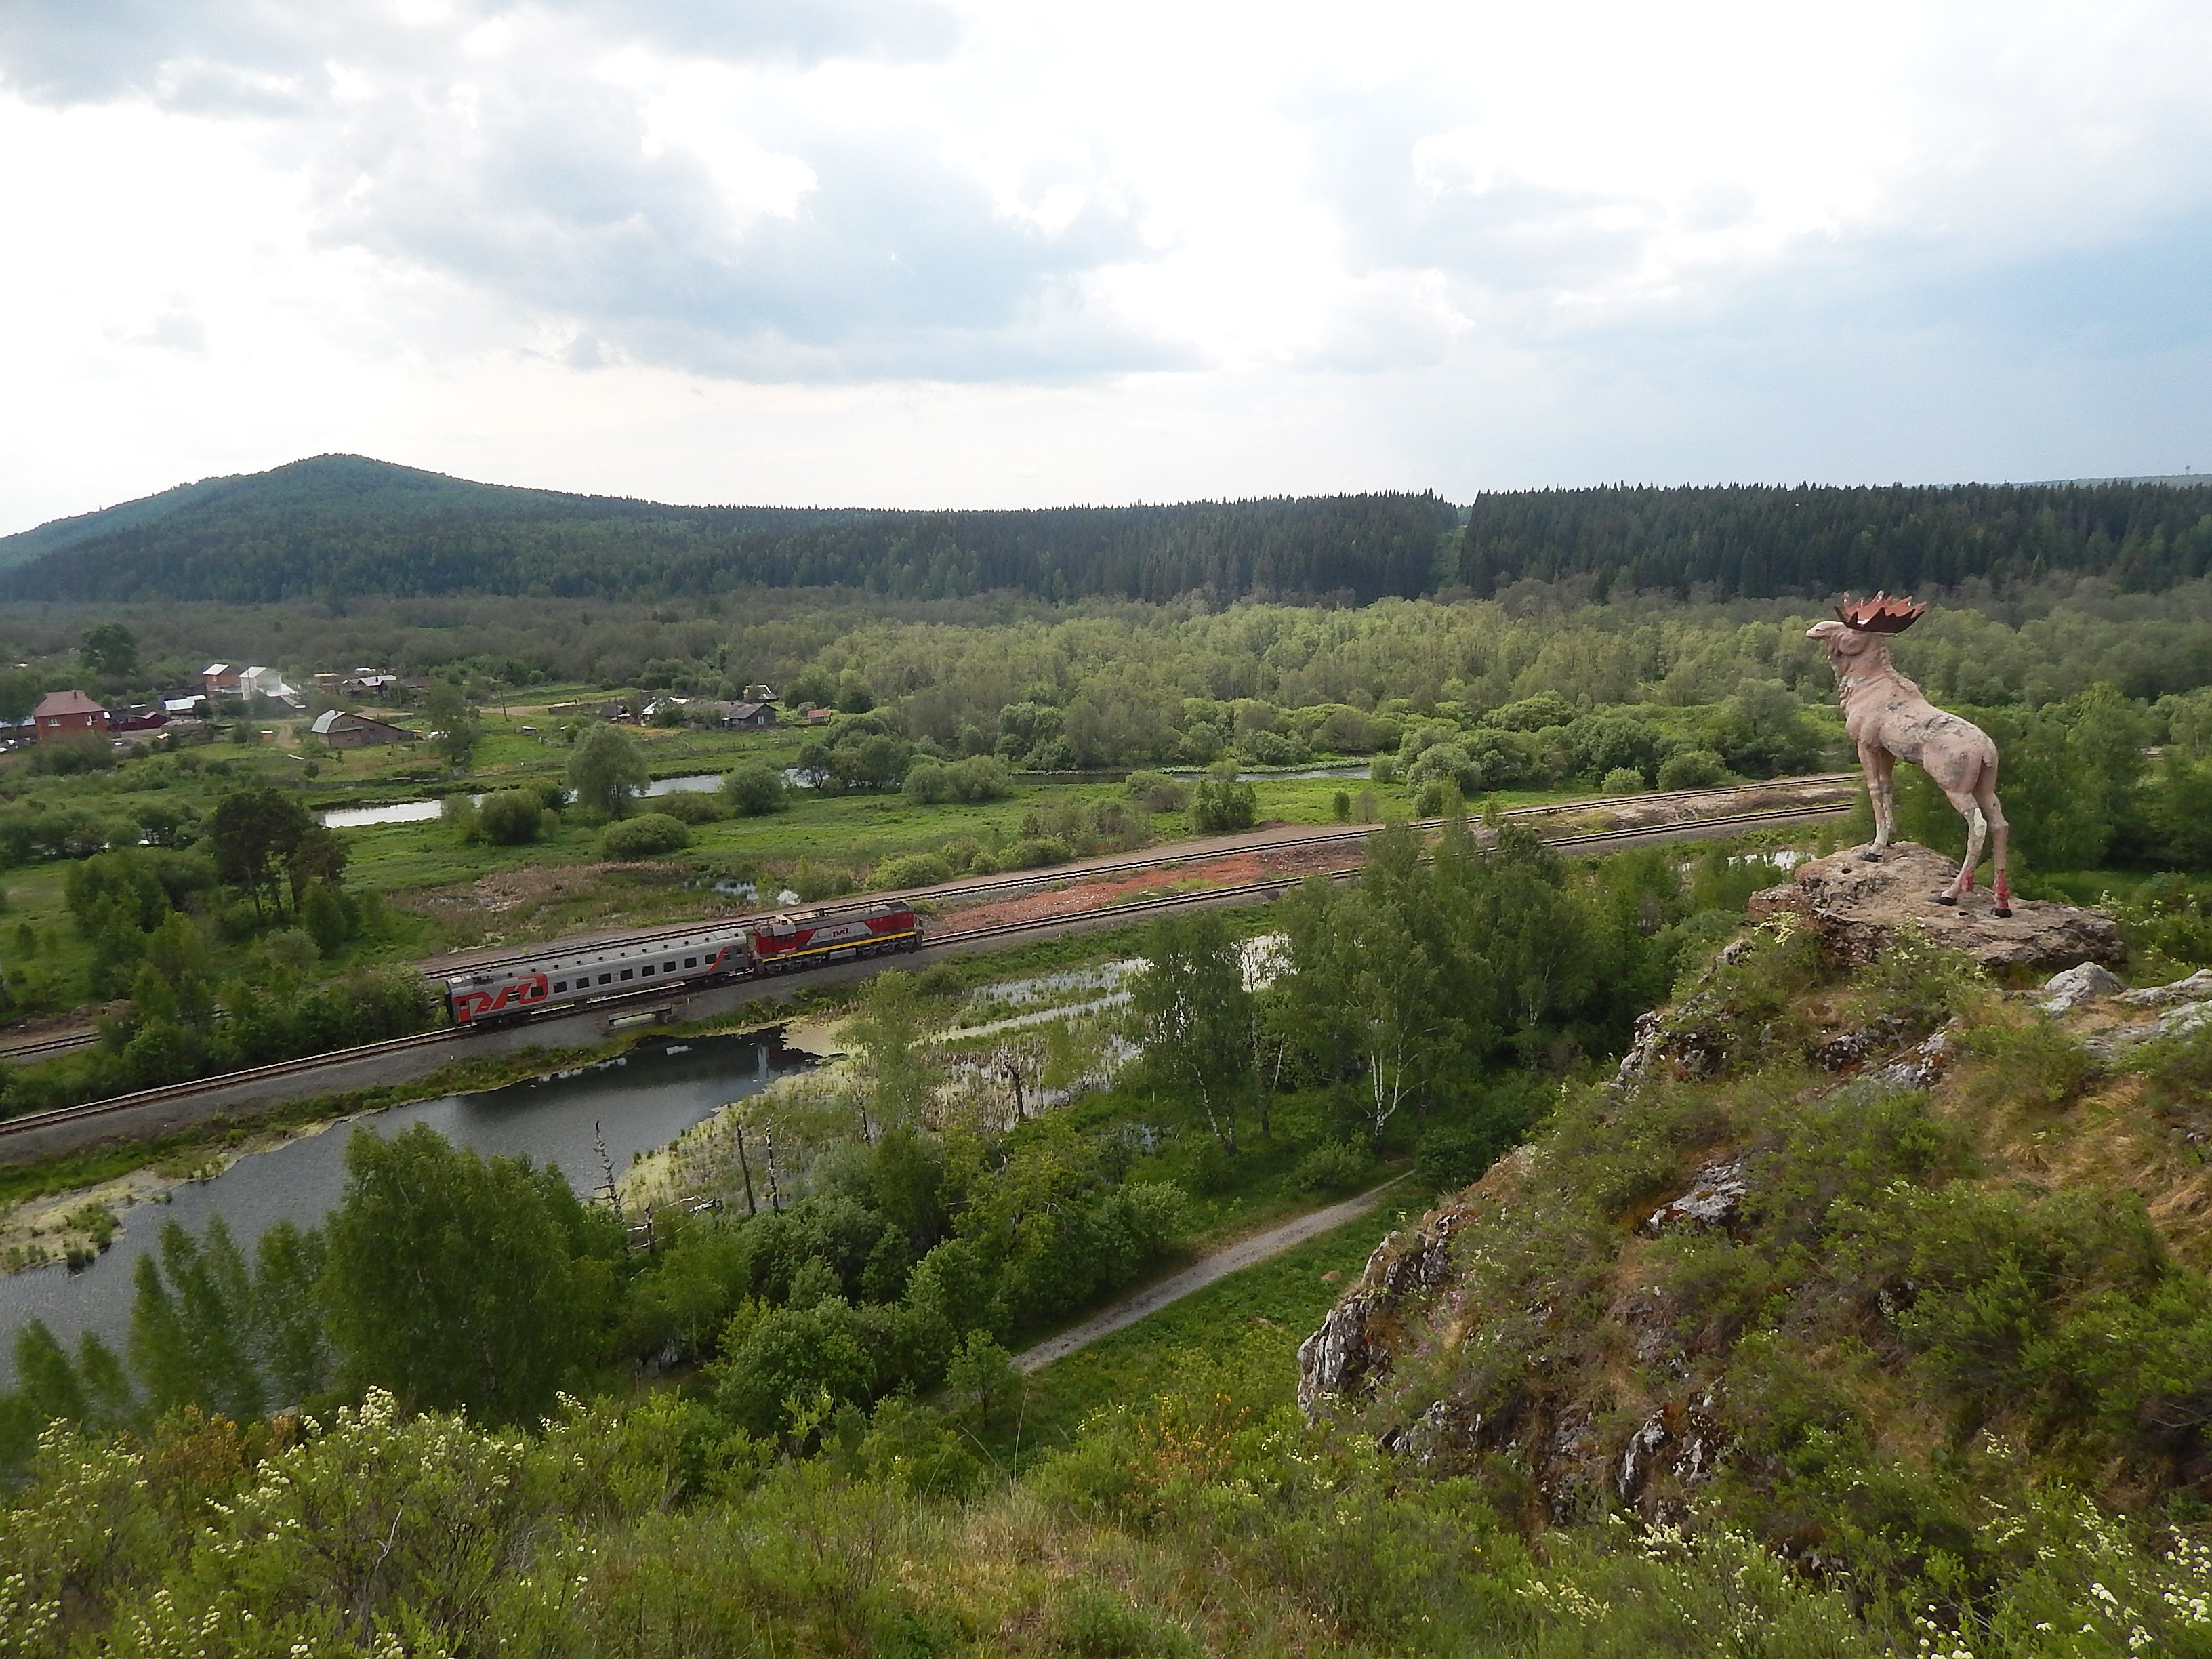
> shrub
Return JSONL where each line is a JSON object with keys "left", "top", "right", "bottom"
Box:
{"left": 722, "top": 762, "right": 788, "bottom": 816}
{"left": 1656, "top": 748, "right": 1728, "bottom": 790}
{"left": 903, "top": 759, "right": 952, "bottom": 804}
{"left": 875, "top": 852, "right": 952, "bottom": 890}
{"left": 654, "top": 790, "right": 728, "bottom": 825}
{"left": 1124, "top": 770, "right": 1190, "bottom": 813}
{"left": 1000, "top": 836, "right": 1073, "bottom": 870}
{"left": 1189, "top": 777, "right": 1257, "bottom": 834}
{"left": 441, "top": 794, "right": 481, "bottom": 841}
{"left": 1293, "top": 1141, "right": 1372, "bottom": 1195}
{"left": 1601, "top": 765, "right": 1645, "bottom": 794}
{"left": 476, "top": 790, "right": 549, "bottom": 845}
{"left": 947, "top": 755, "right": 1012, "bottom": 801}
{"left": 600, "top": 813, "right": 691, "bottom": 859}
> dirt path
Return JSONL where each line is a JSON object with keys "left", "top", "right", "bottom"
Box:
{"left": 1012, "top": 1175, "right": 1410, "bottom": 1374}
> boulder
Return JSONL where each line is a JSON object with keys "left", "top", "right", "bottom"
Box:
{"left": 2040, "top": 962, "right": 2126, "bottom": 1014}
{"left": 1748, "top": 842, "right": 2122, "bottom": 973}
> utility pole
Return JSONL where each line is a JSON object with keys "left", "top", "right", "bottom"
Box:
{"left": 763, "top": 1122, "right": 783, "bottom": 1214}
{"left": 733, "top": 1114, "right": 757, "bottom": 1217}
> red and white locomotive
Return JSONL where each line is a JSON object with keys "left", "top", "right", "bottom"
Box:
{"left": 443, "top": 901, "right": 923, "bottom": 1025}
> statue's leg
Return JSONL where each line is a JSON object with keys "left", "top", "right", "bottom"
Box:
{"left": 1975, "top": 775, "right": 2013, "bottom": 918}
{"left": 1933, "top": 794, "right": 1984, "bottom": 904}
{"left": 1858, "top": 745, "right": 1894, "bottom": 860}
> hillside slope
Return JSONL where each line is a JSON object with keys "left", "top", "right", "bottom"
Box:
{"left": 1303, "top": 852, "right": 2212, "bottom": 1589}
{"left": 0, "top": 455, "right": 1456, "bottom": 606}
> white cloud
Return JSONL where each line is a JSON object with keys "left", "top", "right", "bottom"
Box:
{"left": 0, "top": 0, "right": 2208, "bottom": 532}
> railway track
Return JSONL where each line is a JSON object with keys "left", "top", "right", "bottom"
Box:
{"left": 0, "top": 799, "right": 1847, "bottom": 1147}
{"left": 430, "top": 772, "right": 1859, "bottom": 979}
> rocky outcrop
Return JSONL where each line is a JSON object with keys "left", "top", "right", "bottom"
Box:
{"left": 1641, "top": 1158, "right": 1748, "bottom": 1236}
{"left": 1296, "top": 1193, "right": 1478, "bottom": 1414}
{"left": 1748, "top": 842, "right": 2122, "bottom": 972}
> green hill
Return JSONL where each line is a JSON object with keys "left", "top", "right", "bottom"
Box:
{"left": 0, "top": 455, "right": 1457, "bottom": 607}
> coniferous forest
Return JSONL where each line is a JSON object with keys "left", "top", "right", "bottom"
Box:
{"left": 4, "top": 455, "right": 2207, "bottom": 608}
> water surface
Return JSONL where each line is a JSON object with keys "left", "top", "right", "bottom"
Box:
{"left": 0, "top": 1029, "right": 808, "bottom": 1382}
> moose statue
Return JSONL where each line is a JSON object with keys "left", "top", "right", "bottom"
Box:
{"left": 1807, "top": 593, "right": 2012, "bottom": 918}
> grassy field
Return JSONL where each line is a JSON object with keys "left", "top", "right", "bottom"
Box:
{"left": 987, "top": 1200, "right": 1408, "bottom": 1465}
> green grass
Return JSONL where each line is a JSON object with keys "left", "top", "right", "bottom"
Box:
{"left": 991, "top": 1200, "right": 1406, "bottom": 1463}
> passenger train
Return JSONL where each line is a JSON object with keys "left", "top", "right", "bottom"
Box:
{"left": 443, "top": 901, "right": 923, "bottom": 1025}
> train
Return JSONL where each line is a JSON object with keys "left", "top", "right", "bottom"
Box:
{"left": 443, "top": 901, "right": 924, "bottom": 1025}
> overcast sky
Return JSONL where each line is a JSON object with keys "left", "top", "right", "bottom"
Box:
{"left": 1, "top": 0, "right": 2207, "bottom": 533}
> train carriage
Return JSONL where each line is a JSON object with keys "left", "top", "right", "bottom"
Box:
{"left": 442, "top": 901, "right": 924, "bottom": 1023}
{"left": 444, "top": 922, "right": 752, "bottom": 1024}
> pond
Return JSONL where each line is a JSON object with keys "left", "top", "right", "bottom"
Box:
{"left": 0, "top": 1028, "right": 812, "bottom": 1383}
{"left": 318, "top": 772, "right": 729, "bottom": 828}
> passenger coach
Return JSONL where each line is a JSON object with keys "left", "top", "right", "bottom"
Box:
{"left": 443, "top": 902, "right": 923, "bottom": 1025}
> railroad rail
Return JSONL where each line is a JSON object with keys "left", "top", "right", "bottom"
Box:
{"left": 431, "top": 772, "right": 1858, "bottom": 979}
{"left": 0, "top": 800, "right": 1847, "bottom": 1147}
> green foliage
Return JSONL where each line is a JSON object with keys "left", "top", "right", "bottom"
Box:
{"left": 321, "top": 1123, "right": 623, "bottom": 1423}
{"left": 874, "top": 851, "right": 951, "bottom": 888}
{"left": 600, "top": 811, "right": 691, "bottom": 859}
{"left": 722, "top": 759, "right": 789, "bottom": 815}
{"left": 1290, "top": 1140, "right": 1372, "bottom": 1195}
{"left": 1656, "top": 746, "right": 1727, "bottom": 790}
{"left": 207, "top": 785, "right": 313, "bottom": 920}
{"left": 567, "top": 720, "right": 649, "bottom": 817}
{"left": 77, "top": 622, "right": 136, "bottom": 678}
{"left": 422, "top": 678, "right": 479, "bottom": 770}
{"left": 1123, "top": 770, "right": 1190, "bottom": 812}
{"left": 1132, "top": 910, "right": 1256, "bottom": 1152}
{"left": 1189, "top": 775, "right": 1258, "bottom": 834}
{"left": 475, "top": 787, "right": 550, "bottom": 844}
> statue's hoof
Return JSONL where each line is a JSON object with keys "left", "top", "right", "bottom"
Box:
{"left": 1857, "top": 850, "right": 1882, "bottom": 863}
{"left": 1993, "top": 906, "right": 2013, "bottom": 919}
{"left": 1931, "top": 893, "right": 1957, "bottom": 907}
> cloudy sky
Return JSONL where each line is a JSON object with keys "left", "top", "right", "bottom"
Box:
{"left": 1, "top": 0, "right": 2207, "bottom": 532}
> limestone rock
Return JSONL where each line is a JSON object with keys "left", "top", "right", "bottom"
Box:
{"left": 1641, "top": 1158, "right": 1748, "bottom": 1236}
{"left": 1748, "top": 842, "right": 2121, "bottom": 972}
{"left": 1297, "top": 1197, "right": 1476, "bottom": 1414}
{"left": 2039, "top": 962, "right": 2126, "bottom": 1013}
{"left": 2114, "top": 969, "right": 2212, "bottom": 1010}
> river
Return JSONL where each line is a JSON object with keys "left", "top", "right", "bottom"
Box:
{"left": 0, "top": 1028, "right": 812, "bottom": 1383}
{"left": 318, "top": 771, "right": 729, "bottom": 829}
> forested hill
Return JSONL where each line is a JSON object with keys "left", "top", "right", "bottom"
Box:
{"left": 9, "top": 459, "right": 2209, "bottom": 607}
{"left": 0, "top": 455, "right": 1457, "bottom": 606}
{"left": 1459, "top": 480, "right": 2212, "bottom": 598}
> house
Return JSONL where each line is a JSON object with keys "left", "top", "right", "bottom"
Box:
{"left": 725, "top": 701, "right": 778, "bottom": 731}
{"left": 110, "top": 703, "right": 169, "bottom": 734}
{"left": 310, "top": 710, "right": 422, "bottom": 750}
{"left": 162, "top": 693, "right": 209, "bottom": 718}
{"left": 742, "top": 684, "right": 776, "bottom": 703}
{"left": 30, "top": 689, "right": 109, "bottom": 741}
{"left": 202, "top": 663, "right": 243, "bottom": 698}
{"left": 804, "top": 707, "right": 834, "bottom": 726}
{"left": 239, "top": 666, "right": 297, "bottom": 703}
{"left": 347, "top": 671, "right": 399, "bottom": 696}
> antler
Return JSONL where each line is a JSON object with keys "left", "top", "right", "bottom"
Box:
{"left": 1834, "top": 591, "right": 1926, "bottom": 634}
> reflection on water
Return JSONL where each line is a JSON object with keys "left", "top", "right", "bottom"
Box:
{"left": 0, "top": 1029, "right": 810, "bottom": 1383}
{"left": 319, "top": 773, "right": 727, "bottom": 828}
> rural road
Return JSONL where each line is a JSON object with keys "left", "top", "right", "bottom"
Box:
{"left": 1012, "top": 1174, "right": 1409, "bottom": 1374}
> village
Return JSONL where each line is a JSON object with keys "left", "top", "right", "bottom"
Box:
{"left": 16, "top": 661, "right": 794, "bottom": 752}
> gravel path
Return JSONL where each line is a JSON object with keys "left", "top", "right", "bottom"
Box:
{"left": 1012, "top": 1175, "right": 1410, "bottom": 1374}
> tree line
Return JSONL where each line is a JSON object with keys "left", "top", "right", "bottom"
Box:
{"left": 1, "top": 454, "right": 1458, "bottom": 607}
{"left": 1460, "top": 480, "right": 2212, "bottom": 599}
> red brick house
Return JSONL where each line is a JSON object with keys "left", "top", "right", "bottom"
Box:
{"left": 31, "top": 689, "right": 109, "bottom": 741}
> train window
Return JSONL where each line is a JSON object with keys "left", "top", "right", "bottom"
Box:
{"left": 553, "top": 981, "right": 567, "bottom": 994}
{"left": 663, "top": 962, "right": 676, "bottom": 973}
{"left": 620, "top": 968, "right": 633, "bottom": 981}
{"left": 598, "top": 972, "right": 611, "bottom": 985}
{"left": 640, "top": 964, "right": 654, "bottom": 977}
{"left": 684, "top": 956, "right": 697, "bottom": 968}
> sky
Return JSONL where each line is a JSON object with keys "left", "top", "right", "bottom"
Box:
{"left": 0, "top": 0, "right": 2207, "bottom": 533}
